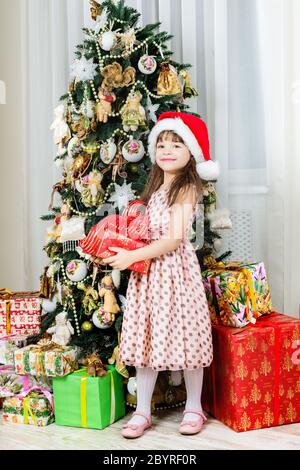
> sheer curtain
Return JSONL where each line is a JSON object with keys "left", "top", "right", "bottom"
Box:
{"left": 1, "top": 0, "right": 299, "bottom": 317}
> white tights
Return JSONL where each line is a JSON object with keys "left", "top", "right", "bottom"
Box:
{"left": 128, "top": 367, "right": 204, "bottom": 426}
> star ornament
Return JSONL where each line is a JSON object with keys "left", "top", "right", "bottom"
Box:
{"left": 108, "top": 182, "right": 136, "bottom": 212}
{"left": 70, "top": 56, "right": 98, "bottom": 82}
{"left": 146, "top": 96, "right": 160, "bottom": 123}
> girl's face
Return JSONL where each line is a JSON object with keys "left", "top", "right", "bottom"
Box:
{"left": 155, "top": 132, "right": 191, "bottom": 173}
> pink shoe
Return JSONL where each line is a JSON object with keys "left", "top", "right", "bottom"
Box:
{"left": 179, "top": 409, "right": 207, "bottom": 435}
{"left": 121, "top": 411, "right": 152, "bottom": 439}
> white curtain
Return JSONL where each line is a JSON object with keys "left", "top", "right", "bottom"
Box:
{"left": 1, "top": 0, "right": 299, "bottom": 317}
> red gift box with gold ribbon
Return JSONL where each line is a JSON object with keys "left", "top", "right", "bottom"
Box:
{"left": 202, "top": 312, "right": 300, "bottom": 432}
{"left": 79, "top": 199, "right": 151, "bottom": 274}
{"left": 0, "top": 289, "right": 41, "bottom": 339}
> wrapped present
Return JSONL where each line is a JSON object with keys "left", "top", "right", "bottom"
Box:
{"left": 0, "top": 334, "right": 28, "bottom": 365}
{"left": 53, "top": 365, "right": 125, "bottom": 429}
{"left": 2, "top": 388, "right": 54, "bottom": 426}
{"left": 0, "top": 289, "right": 41, "bottom": 338}
{"left": 79, "top": 199, "right": 151, "bottom": 274}
{"left": 202, "top": 261, "right": 273, "bottom": 327}
{"left": 0, "top": 365, "right": 53, "bottom": 398}
{"left": 202, "top": 312, "right": 300, "bottom": 432}
{"left": 14, "top": 342, "right": 78, "bottom": 377}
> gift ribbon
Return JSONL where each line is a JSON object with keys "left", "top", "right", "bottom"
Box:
{"left": 109, "top": 371, "right": 116, "bottom": 425}
{"left": 246, "top": 317, "right": 281, "bottom": 426}
{"left": 23, "top": 396, "right": 37, "bottom": 425}
{"left": 80, "top": 376, "right": 88, "bottom": 428}
{"left": 210, "top": 314, "right": 282, "bottom": 427}
{"left": 23, "top": 343, "right": 74, "bottom": 377}
{"left": 74, "top": 368, "right": 115, "bottom": 428}
{"left": 0, "top": 289, "right": 40, "bottom": 335}
{"left": 205, "top": 263, "right": 258, "bottom": 324}
{"left": 16, "top": 382, "right": 54, "bottom": 425}
{"left": 0, "top": 289, "right": 13, "bottom": 334}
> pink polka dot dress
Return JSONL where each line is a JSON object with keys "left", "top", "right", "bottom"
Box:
{"left": 118, "top": 186, "right": 213, "bottom": 371}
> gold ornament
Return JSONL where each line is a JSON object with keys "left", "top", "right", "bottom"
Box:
{"left": 116, "top": 29, "right": 140, "bottom": 57}
{"left": 129, "top": 163, "right": 139, "bottom": 173}
{"left": 81, "top": 320, "right": 94, "bottom": 332}
{"left": 70, "top": 154, "right": 91, "bottom": 179}
{"left": 69, "top": 80, "right": 76, "bottom": 93}
{"left": 101, "top": 62, "right": 136, "bottom": 90}
{"left": 81, "top": 352, "right": 107, "bottom": 377}
{"left": 71, "top": 115, "right": 96, "bottom": 141}
{"left": 89, "top": 0, "right": 102, "bottom": 21}
{"left": 39, "top": 266, "right": 56, "bottom": 299}
{"left": 78, "top": 282, "right": 99, "bottom": 316}
{"left": 179, "top": 70, "right": 199, "bottom": 98}
{"left": 157, "top": 62, "right": 182, "bottom": 96}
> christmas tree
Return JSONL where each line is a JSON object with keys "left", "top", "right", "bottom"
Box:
{"left": 39, "top": 0, "right": 225, "bottom": 407}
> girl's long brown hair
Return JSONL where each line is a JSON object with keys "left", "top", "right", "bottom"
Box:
{"left": 141, "top": 131, "right": 203, "bottom": 207}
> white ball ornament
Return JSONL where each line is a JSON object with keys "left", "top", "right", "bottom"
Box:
{"left": 99, "top": 31, "right": 116, "bottom": 51}
{"left": 41, "top": 296, "right": 57, "bottom": 313}
{"left": 111, "top": 269, "right": 121, "bottom": 289}
{"left": 67, "top": 136, "right": 81, "bottom": 159}
{"left": 118, "top": 294, "right": 127, "bottom": 312}
{"left": 92, "top": 307, "right": 113, "bottom": 329}
{"left": 100, "top": 140, "right": 117, "bottom": 164}
{"left": 138, "top": 55, "right": 157, "bottom": 75}
{"left": 66, "top": 260, "right": 88, "bottom": 282}
{"left": 122, "top": 139, "right": 145, "bottom": 163}
{"left": 127, "top": 377, "right": 137, "bottom": 396}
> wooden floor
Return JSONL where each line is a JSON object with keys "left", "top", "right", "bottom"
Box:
{"left": 1, "top": 407, "right": 300, "bottom": 450}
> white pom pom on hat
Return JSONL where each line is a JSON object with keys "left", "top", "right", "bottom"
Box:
{"left": 148, "top": 111, "right": 220, "bottom": 181}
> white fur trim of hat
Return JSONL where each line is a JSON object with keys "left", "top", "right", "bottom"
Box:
{"left": 148, "top": 112, "right": 220, "bottom": 181}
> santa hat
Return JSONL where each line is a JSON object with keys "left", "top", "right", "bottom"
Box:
{"left": 148, "top": 111, "right": 220, "bottom": 181}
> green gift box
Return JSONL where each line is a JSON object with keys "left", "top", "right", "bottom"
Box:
{"left": 53, "top": 365, "right": 125, "bottom": 429}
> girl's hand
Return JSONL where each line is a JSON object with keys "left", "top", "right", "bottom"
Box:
{"left": 102, "top": 247, "right": 136, "bottom": 270}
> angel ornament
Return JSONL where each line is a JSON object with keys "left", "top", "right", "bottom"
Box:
{"left": 46, "top": 312, "right": 74, "bottom": 346}
{"left": 50, "top": 104, "right": 71, "bottom": 145}
{"left": 120, "top": 91, "right": 146, "bottom": 132}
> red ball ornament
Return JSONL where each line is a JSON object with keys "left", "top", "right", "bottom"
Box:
{"left": 55, "top": 214, "right": 61, "bottom": 225}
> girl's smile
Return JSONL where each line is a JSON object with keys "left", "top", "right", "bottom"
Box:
{"left": 156, "top": 139, "right": 191, "bottom": 170}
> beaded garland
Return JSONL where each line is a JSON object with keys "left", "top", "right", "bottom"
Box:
{"left": 52, "top": 257, "right": 93, "bottom": 336}
{"left": 66, "top": 181, "right": 115, "bottom": 217}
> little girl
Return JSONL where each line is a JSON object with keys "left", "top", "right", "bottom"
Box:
{"left": 103, "top": 111, "right": 220, "bottom": 439}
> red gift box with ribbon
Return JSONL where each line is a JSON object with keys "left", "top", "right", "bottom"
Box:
{"left": 202, "top": 312, "right": 300, "bottom": 432}
{"left": 0, "top": 290, "right": 41, "bottom": 339}
{"left": 79, "top": 199, "right": 151, "bottom": 274}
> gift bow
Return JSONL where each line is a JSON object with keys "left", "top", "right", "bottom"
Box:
{"left": 0, "top": 289, "right": 39, "bottom": 335}
{"left": 204, "top": 261, "right": 258, "bottom": 324}
{"left": 16, "top": 378, "right": 54, "bottom": 425}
